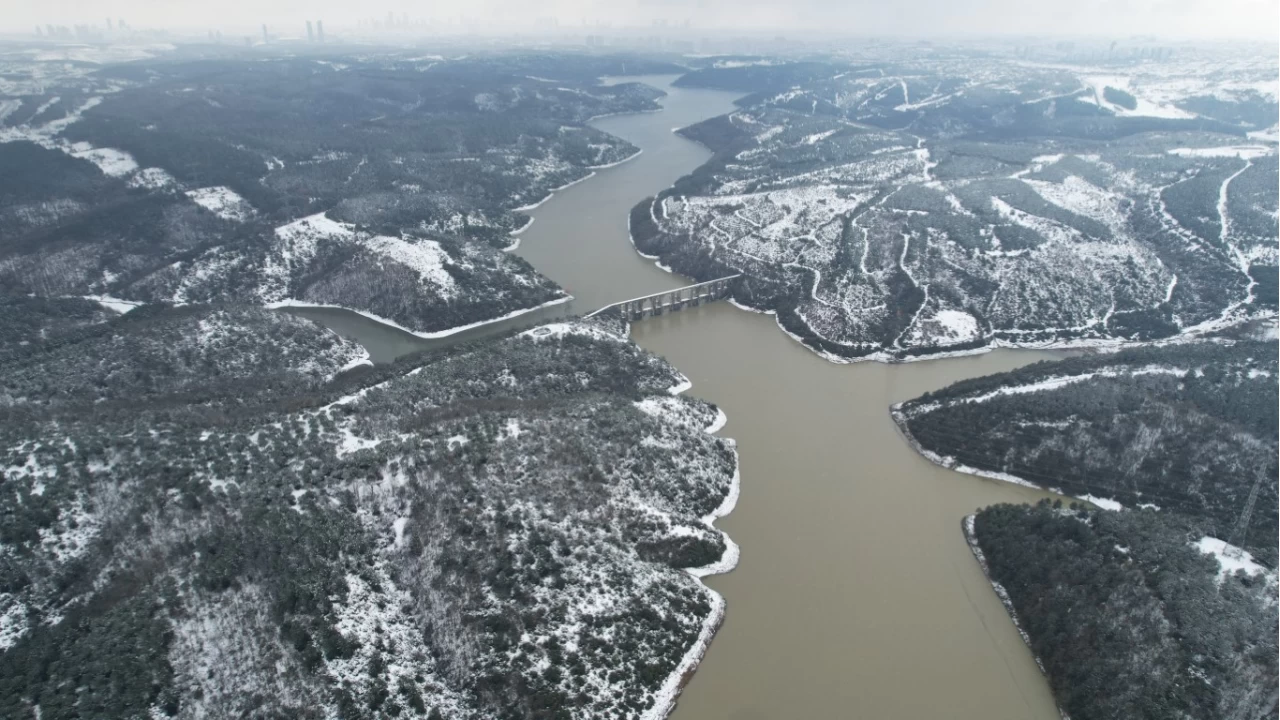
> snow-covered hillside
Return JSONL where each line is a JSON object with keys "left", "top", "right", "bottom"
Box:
{"left": 644, "top": 49, "right": 1278, "bottom": 362}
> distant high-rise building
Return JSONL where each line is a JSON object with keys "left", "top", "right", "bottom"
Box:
{"left": 306, "top": 20, "right": 314, "bottom": 42}
{"left": 316, "top": 20, "right": 325, "bottom": 42}
{"left": 35, "top": 25, "right": 43, "bottom": 37}
{"left": 262, "top": 24, "right": 269, "bottom": 43}
{"left": 106, "top": 18, "right": 113, "bottom": 30}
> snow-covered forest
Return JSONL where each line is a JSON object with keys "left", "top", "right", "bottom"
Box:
{"left": 0, "top": 52, "right": 675, "bottom": 334}
{"left": 0, "top": 307, "right": 737, "bottom": 719}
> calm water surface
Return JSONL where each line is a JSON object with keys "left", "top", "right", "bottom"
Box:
{"left": 304, "top": 76, "right": 1064, "bottom": 719}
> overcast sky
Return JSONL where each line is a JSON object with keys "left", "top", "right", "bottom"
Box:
{"left": 7, "top": 0, "right": 1278, "bottom": 39}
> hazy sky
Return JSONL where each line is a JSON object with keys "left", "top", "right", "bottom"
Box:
{"left": 7, "top": 0, "right": 1279, "bottom": 39}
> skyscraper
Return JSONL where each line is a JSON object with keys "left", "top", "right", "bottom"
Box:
{"left": 262, "top": 24, "right": 269, "bottom": 43}
{"left": 306, "top": 20, "right": 314, "bottom": 42}
{"left": 316, "top": 20, "right": 325, "bottom": 42}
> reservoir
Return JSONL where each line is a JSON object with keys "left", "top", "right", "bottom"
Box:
{"left": 304, "top": 76, "right": 1065, "bottom": 719}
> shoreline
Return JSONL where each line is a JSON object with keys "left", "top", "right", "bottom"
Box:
{"left": 962, "top": 512, "right": 1070, "bottom": 717}
{"left": 509, "top": 148, "right": 645, "bottom": 215}
{"left": 634, "top": 184, "right": 1269, "bottom": 367}
{"left": 889, "top": 404, "right": 1125, "bottom": 511}
{"left": 641, "top": 412, "right": 741, "bottom": 720}
{"left": 502, "top": 216, "right": 535, "bottom": 251}
{"left": 962, "top": 516, "right": 1070, "bottom": 720}
{"left": 587, "top": 107, "right": 664, "bottom": 123}
{"left": 587, "top": 147, "right": 644, "bottom": 170}
{"left": 723, "top": 286, "right": 1268, "bottom": 366}
{"left": 269, "top": 294, "right": 573, "bottom": 340}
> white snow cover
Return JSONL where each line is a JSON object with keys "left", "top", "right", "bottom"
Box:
{"left": 905, "top": 365, "right": 1188, "bottom": 415}
{"left": 257, "top": 213, "right": 355, "bottom": 300}
{"left": 168, "top": 584, "right": 332, "bottom": 718}
{"left": 1080, "top": 75, "right": 1197, "bottom": 119}
{"left": 273, "top": 212, "right": 354, "bottom": 243}
{"left": 271, "top": 294, "right": 572, "bottom": 340}
{"left": 521, "top": 320, "right": 625, "bottom": 344}
{"left": 186, "top": 186, "right": 256, "bottom": 222}
{"left": 1025, "top": 174, "right": 1130, "bottom": 235}
{"left": 335, "top": 348, "right": 373, "bottom": 377}
{"left": 1080, "top": 494, "right": 1124, "bottom": 512}
{"left": 0, "top": 595, "right": 27, "bottom": 651}
{"left": 667, "top": 376, "right": 693, "bottom": 395}
{"left": 705, "top": 408, "right": 728, "bottom": 434}
{"left": 364, "top": 235, "right": 457, "bottom": 297}
{"left": 83, "top": 294, "right": 144, "bottom": 314}
{"left": 1193, "top": 537, "right": 1275, "bottom": 584}
{"left": 70, "top": 146, "right": 138, "bottom": 176}
{"left": 128, "top": 167, "right": 177, "bottom": 189}
{"left": 931, "top": 309, "right": 981, "bottom": 343}
{"left": 1168, "top": 145, "right": 1276, "bottom": 160}
{"left": 326, "top": 569, "right": 470, "bottom": 716}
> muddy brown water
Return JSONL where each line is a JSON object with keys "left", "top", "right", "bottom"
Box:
{"left": 299, "top": 76, "right": 1065, "bottom": 720}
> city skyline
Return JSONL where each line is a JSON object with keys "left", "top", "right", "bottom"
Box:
{"left": 5, "top": 0, "right": 1278, "bottom": 40}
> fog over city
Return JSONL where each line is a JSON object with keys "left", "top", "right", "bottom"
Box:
{"left": 5, "top": 0, "right": 1278, "bottom": 39}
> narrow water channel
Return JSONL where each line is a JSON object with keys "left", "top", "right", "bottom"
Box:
{"left": 304, "top": 76, "right": 1065, "bottom": 719}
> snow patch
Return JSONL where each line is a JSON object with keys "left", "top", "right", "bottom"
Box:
{"left": 70, "top": 146, "right": 137, "bottom": 176}
{"left": 186, "top": 186, "right": 256, "bottom": 222}
{"left": 1193, "top": 536, "right": 1274, "bottom": 584}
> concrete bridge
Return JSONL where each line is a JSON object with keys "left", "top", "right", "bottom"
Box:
{"left": 587, "top": 275, "right": 741, "bottom": 322}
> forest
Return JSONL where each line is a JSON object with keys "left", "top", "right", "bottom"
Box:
{"left": 972, "top": 501, "right": 1276, "bottom": 720}
{"left": 0, "top": 51, "right": 671, "bottom": 335}
{"left": 895, "top": 339, "right": 1278, "bottom": 560}
{"left": 896, "top": 335, "right": 1279, "bottom": 717}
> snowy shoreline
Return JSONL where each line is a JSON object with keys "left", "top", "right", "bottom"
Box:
{"left": 509, "top": 148, "right": 644, "bottom": 214}
{"left": 269, "top": 294, "right": 573, "bottom": 340}
{"left": 889, "top": 405, "right": 1125, "bottom": 511}
{"left": 502, "top": 216, "right": 535, "bottom": 251}
{"left": 587, "top": 107, "right": 664, "bottom": 123}
{"left": 588, "top": 147, "right": 643, "bottom": 170}
{"left": 640, "top": 402, "right": 740, "bottom": 720}
{"left": 725, "top": 288, "right": 1267, "bottom": 366}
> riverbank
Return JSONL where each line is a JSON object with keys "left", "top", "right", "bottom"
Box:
{"left": 643, "top": 418, "right": 742, "bottom": 720}
{"left": 962, "top": 516, "right": 1053, "bottom": 682}
{"left": 890, "top": 402, "right": 1129, "bottom": 514}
